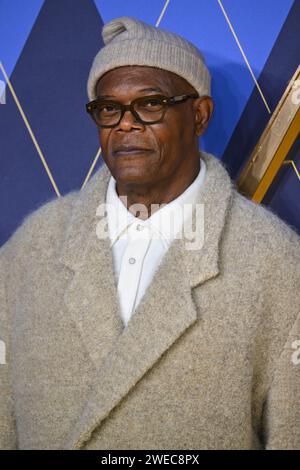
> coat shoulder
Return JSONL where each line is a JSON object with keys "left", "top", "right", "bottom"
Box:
{"left": 0, "top": 190, "right": 78, "bottom": 264}
{"left": 228, "top": 187, "right": 300, "bottom": 256}
{"left": 0, "top": 164, "right": 109, "bottom": 265}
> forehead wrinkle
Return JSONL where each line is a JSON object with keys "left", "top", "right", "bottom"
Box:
{"left": 96, "top": 87, "right": 165, "bottom": 100}
{"left": 96, "top": 66, "right": 178, "bottom": 98}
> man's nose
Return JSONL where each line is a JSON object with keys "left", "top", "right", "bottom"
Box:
{"left": 117, "top": 109, "right": 144, "bottom": 131}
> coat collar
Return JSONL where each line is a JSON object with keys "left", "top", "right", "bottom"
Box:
{"left": 58, "top": 151, "right": 234, "bottom": 449}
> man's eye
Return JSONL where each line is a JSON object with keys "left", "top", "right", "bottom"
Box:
{"left": 99, "top": 104, "right": 119, "bottom": 113}
{"left": 138, "top": 98, "right": 164, "bottom": 111}
{"left": 144, "top": 99, "right": 162, "bottom": 107}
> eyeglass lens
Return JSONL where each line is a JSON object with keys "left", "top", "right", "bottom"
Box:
{"left": 93, "top": 96, "right": 167, "bottom": 126}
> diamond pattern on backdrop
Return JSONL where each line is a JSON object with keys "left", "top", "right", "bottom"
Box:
{"left": 0, "top": 0, "right": 104, "bottom": 245}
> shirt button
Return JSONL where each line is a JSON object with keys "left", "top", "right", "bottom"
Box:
{"left": 136, "top": 224, "right": 144, "bottom": 231}
{"left": 129, "top": 257, "right": 136, "bottom": 264}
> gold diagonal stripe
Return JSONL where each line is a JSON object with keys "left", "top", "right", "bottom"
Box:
{"left": 81, "top": 147, "right": 102, "bottom": 189}
{"left": 0, "top": 61, "right": 61, "bottom": 197}
{"left": 217, "top": 0, "right": 271, "bottom": 114}
{"left": 282, "top": 159, "right": 300, "bottom": 181}
{"left": 156, "top": 0, "right": 171, "bottom": 27}
{"left": 82, "top": 0, "right": 171, "bottom": 189}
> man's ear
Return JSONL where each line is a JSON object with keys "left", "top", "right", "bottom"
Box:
{"left": 194, "top": 97, "right": 214, "bottom": 136}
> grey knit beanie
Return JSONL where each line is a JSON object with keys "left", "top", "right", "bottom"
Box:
{"left": 87, "top": 16, "right": 211, "bottom": 101}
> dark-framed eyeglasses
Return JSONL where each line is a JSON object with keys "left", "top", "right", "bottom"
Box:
{"left": 85, "top": 93, "right": 199, "bottom": 128}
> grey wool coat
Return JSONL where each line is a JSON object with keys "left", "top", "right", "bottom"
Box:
{"left": 0, "top": 151, "right": 300, "bottom": 450}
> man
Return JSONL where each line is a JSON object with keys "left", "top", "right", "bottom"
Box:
{"left": 0, "top": 16, "right": 299, "bottom": 450}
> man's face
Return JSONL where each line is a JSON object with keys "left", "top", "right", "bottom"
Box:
{"left": 95, "top": 66, "right": 204, "bottom": 190}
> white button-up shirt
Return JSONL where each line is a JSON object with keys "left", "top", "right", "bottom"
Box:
{"left": 106, "top": 158, "right": 206, "bottom": 327}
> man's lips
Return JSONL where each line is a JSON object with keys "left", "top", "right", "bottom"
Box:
{"left": 113, "top": 147, "right": 154, "bottom": 156}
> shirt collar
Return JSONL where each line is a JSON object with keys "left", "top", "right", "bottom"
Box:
{"left": 106, "top": 157, "right": 206, "bottom": 248}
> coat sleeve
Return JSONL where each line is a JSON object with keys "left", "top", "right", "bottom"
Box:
{"left": 261, "top": 223, "right": 300, "bottom": 450}
{"left": 263, "top": 312, "right": 300, "bottom": 449}
{"left": 0, "top": 247, "right": 17, "bottom": 449}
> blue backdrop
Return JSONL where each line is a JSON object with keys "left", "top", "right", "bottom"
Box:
{"left": 0, "top": 0, "right": 299, "bottom": 245}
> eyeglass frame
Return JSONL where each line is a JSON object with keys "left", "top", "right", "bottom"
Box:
{"left": 85, "top": 93, "right": 200, "bottom": 128}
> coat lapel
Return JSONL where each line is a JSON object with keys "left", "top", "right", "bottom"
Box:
{"left": 59, "top": 166, "right": 124, "bottom": 367}
{"left": 60, "top": 152, "right": 234, "bottom": 449}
